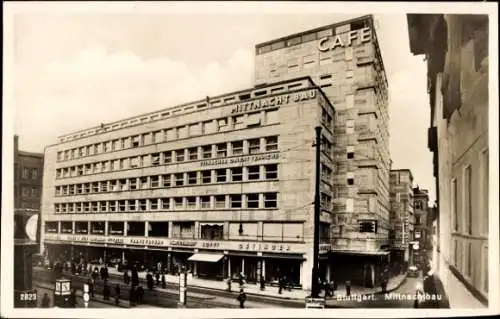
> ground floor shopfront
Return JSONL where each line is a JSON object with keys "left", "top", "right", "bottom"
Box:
{"left": 329, "top": 251, "right": 390, "bottom": 288}
{"left": 42, "top": 240, "right": 329, "bottom": 290}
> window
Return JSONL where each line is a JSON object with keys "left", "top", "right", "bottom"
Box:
{"left": 153, "top": 131, "right": 161, "bottom": 144}
{"left": 287, "top": 36, "right": 301, "bottom": 46}
{"left": 202, "top": 145, "right": 212, "bottom": 159}
{"left": 232, "top": 141, "right": 244, "bottom": 155}
{"left": 163, "top": 151, "right": 172, "bottom": 164}
{"left": 92, "top": 182, "right": 99, "bottom": 193}
{"left": 451, "top": 178, "right": 458, "bottom": 232}
{"left": 346, "top": 120, "right": 355, "bottom": 134}
{"left": 131, "top": 135, "right": 140, "bottom": 148}
{"left": 130, "top": 157, "right": 139, "bottom": 168}
{"left": 481, "top": 149, "right": 489, "bottom": 235}
{"left": 139, "top": 199, "right": 147, "bottom": 211}
{"left": 247, "top": 112, "right": 261, "bottom": 127}
{"left": 118, "top": 200, "right": 126, "bottom": 212}
{"left": 22, "top": 187, "right": 29, "bottom": 196}
{"left": 188, "top": 147, "right": 198, "bottom": 160}
{"left": 464, "top": 165, "right": 472, "bottom": 234}
{"left": 176, "top": 149, "right": 185, "bottom": 162}
{"left": 233, "top": 115, "right": 245, "bottom": 130}
{"left": 175, "top": 173, "right": 184, "bottom": 186}
{"left": 217, "top": 118, "right": 228, "bottom": 131}
{"left": 140, "top": 177, "right": 149, "bottom": 189}
{"left": 150, "top": 198, "right": 159, "bottom": 210}
{"left": 151, "top": 176, "right": 160, "bottom": 188}
{"left": 129, "top": 179, "right": 137, "bottom": 190}
{"left": 230, "top": 194, "right": 242, "bottom": 208}
{"left": 76, "top": 202, "right": 83, "bottom": 212}
{"left": 162, "top": 175, "right": 171, "bottom": 187}
{"left": 152, "top": 153, "right": 160, "bottom": 166}
{"left": 174, "top": 197, "right": 183, "bottom": 209}
{"left": 216, "top": 169, "right": 226, "bottom": 183}
{"left": 265, "top": 164, "right": 278, "bottom": 179}
{"left": 266, "top": 109, "right": 279, "bottom": 124}
{"left": 265, "top": 136, "right": 278, "bottom": 151}
{"left": 178, "top": 126, "right": 188, "bottom": 139}
{"left": 201, "top": 170, "right": 212, "bottom": 184}
{"left": 189, "top": 123, "right": 201, "bottom": 136}
{"left": 215, "top": 195, "right": 226, "bottom": 209}
{"left": 216, "top": 143, "right": 227, "bottom": 157}
{"left": 347, "top": 145, "right": 355, "bottom": 159}
{"left": 359, "top": 220, "right": 377, "bottom": 233}
{"left": 264, "top": 193, "right": 277, "bottom": 208}
{"left": 200, "top": 196, "right": 211, "bottom": 209}
{"left": 347, "top": 177, "right": 354, "bottom": 185}
{"left": 202, "top": 120, "right": 216, "bottom": 134}
{"left": 248, "top": 166, "right": 260, "bottom": 180}
{"left": 77, "top": 184, "right": 84, "bottom": 194}
{"left": 200, "top": 224, "right": 224, "bottom": 240}
{"left": 186, "top": 197, "right": 196, "bottom": 209}
{"left": 161, "top": 198, "right": 170, "bottom": 210}
{"left": 247, "top": 194, "right": 259, "bottom": 209}
{"left": 248, "top": 138, "right": 260, "bottom": 154}
{"left": 188, "top": 172, "right": 197, "bottom": 185}
{"left": 31, "top": 168, "right": 38, "bottom": 179}
{"left": 231, "top": 167, "right": 243, "bottom": 182}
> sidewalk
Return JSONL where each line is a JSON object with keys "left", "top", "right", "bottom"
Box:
{"left": 106, "top": 266, "right": 407, "bottom": 302}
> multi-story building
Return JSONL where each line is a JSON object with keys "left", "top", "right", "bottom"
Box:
{"left": 40, "top": 77, "right": 335, "bottom": 290}
{"left": 407, "top": 14, "right": 489, "bottom": 308}
{"left": 412, "top": 186, "right": 430, "bottom": 267}
{"left": 14, "top": 135, "right": 44, "bottom": 306}
{"left": 254, "top": 14, "right": 391, "bottom": 288}
{"left": 388, "top": 169, "right": 414, "bottom": 272}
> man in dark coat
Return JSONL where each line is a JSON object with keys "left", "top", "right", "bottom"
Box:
{"left": 129, "top": 286, "right": 136, "bottom": 307}
{"left": 124, "top": 271, "right": 130, "bottom": 285}
{"left": 115, "top": 284, "right": 121, "bottom": 305}
{"left": 136, "top": 285, "right": 145, "bottom": 305}
{"left": 103, "top": 282, "right": 110, "bottom": 300}
{"left": 237, "top": 289, "right": 246, "bottom": 308}
{"left": 146, "top": 272, "right": 154, "bottom": 290}
{"left": 131, "top": 268, "right": 139, "bottom": 287}
{"left": 41, "top": 293, "right": 51, "bottom": 308}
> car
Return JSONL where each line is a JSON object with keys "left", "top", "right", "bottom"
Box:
{"left": 407, "top": 265, "right": 420, "bottom": 277}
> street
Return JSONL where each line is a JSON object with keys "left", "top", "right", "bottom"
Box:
{"left": 32, "top": 283, "right": 117, "bottom": 308}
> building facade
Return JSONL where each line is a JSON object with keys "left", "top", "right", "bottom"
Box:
{"left": 40, "top": 77, "right": 335, "bottom": 290}
{"left": 412, "top": 186, "right": 430, "bottom": 267}
{"left": 254, "top": 14, "right": 391, "bottom": 288}
{"left": 407, "top": 14, "right": 489, "bottom": 308}
{"left": 388, "top": 169, "right": 415, "bottom": 272}
{"left": 14, "top": 135, "right": 44, "bottom": 306}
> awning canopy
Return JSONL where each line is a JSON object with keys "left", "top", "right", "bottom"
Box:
{"left": 188, "top": 253, "right": 224, "bottom": 263}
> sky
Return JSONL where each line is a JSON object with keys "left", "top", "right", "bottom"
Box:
{"left": 9, "top": 5, "right": 435, "bottom": 201}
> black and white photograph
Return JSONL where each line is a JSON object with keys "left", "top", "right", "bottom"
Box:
{"left": 2, "top": 1, "right": 498, "bottom": 318}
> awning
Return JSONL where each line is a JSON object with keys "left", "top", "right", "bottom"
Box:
{"left": 188, "top": 253, "right": 224, "bottom": 263}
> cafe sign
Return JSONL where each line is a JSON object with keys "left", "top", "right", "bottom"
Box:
{"left": 318, "top": 27, "right": 372, "bottom": 52}
{"left": 200, "top": 152, "right": 279, "bottom": 167}
{"left": 231, "top": 89, "right": 316, "bottom": 115}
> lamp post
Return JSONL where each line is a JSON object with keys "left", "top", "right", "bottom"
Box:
{"left": 53, "top": 278, "right": 71, "bottom": 308}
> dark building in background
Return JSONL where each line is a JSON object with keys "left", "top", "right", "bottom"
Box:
{"left": 14, "top": 135, "right": 44, "bottom": 307}
{"left": 412, "top": 186, "right": 430, "bottom": 267}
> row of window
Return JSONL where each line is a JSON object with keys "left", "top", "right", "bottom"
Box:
{"left": 21, "top": 186, "right": 40, "bottom": 197}
{"left": 22, "top": 167, "right": 39, "bottom": 180}
{"left": 55, "top": 136, "right": 279, "bottom": 179}
{"left": 56, "top": 110, "right": 280, "bottom": 163}
{"left": 54, "top": 193, "right": 279, "bottom": 213}
{"left": 55, "top": 164, "right": 279, "bottom": 196}
{"left": 45, "top": 220, "right": 307, "bottom": 243}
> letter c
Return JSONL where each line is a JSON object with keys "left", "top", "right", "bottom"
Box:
{"left": 318, "top": 37, "right": 330, "bottom": 52}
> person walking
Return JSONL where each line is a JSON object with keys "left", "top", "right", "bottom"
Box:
{"left": 103, "top": 282, "right": 110, "bottom": 300}
{"left": 260, "top": 275, "right": 265, "bottom": 291}
{"left": 161, "top": 273, "right": 167, "bottom": 289}
{"left": 124, "top": 270, "right": 130, "bottom": 285}
{"left": 226, "top": 277, "right": 232, "bottom": 292}
{"left": 115, "top": 284, "right": 121, "bottom": 306}
{"left": 129, "top": 286, "right": 136, "bottom": 307}
{"left": 41, "top": 293, "right": 51, "bottom": 308}
{"left": 136, "top": 285, "right": 145, "bottom": 305}
{"left": 237, "top": 289, "right": 247, "bottom": 308}
{"left": 146, "top": 272, "right": 154, "bottom": 290}
{"left": 278, "top": 277, "right": 284, "bottom": 295}
{"left": 88, "top": 278, "right": 95, "bottom": 299}
{"left": 155, "top": 271, "right": 160, "bottom": 285}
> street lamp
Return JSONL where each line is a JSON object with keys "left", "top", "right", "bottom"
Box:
{"left": 53, "top": 278, "right": 71, "bottom": 308}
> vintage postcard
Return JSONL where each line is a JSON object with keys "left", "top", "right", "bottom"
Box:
{"left": 1, "top": 1, "right": 498, "bottom": 318}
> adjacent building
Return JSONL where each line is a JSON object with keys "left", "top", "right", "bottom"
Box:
{"left": 407, "top": 14, "right": 489, "bottom": 308}
{"left": 255, "top": 14, "right": 391, "bottom": 288}
{"left": 14, "top": 135, "right": 44, "bottom": 306}
{"left": 41, "top": 77, "right": 334, "bottom": 290}
{"left": 388, "top": 169, "right": 414, "bottom": 272}
{"left": 412, "top": 186, "right": 430, "bottom": 267}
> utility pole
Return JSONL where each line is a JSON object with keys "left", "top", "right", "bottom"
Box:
{"left": 311, "top": 126, "right": 322, "bottom": 298}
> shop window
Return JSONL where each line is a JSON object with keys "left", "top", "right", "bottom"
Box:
{"left": 230, "top": 194, "right": 242, "bottom": 208}
{"left": 90, "top": 221, "right": 105, "bottom": 235}
{"left": 248, "top": 166, "right": 260, "bottom": 180}
{"left": 231, "top": 167, "right": 243, "bottom": 182}
{"left": 264, "top": 193, "right": 277, "bottom": 208}
{"left": 172, "top": 222, "right": 194, "bottom": 239}
{"left": 200, "top": 196, "right": 211, "bottom": 209}
{"left": 127, "top": 222, "right": 145, "bottom": 237}
{"left": 246, "top": 194, "right": 259, "bottom": 209}
{"left": 215, "top": 195, "right": 226, "bottom": 209}
{"left": 75, "top": 222, "right": 88, "bottom": 234}
{"left": 109, "top": 222, "right": 124, "bottom": 235}
{"left": 148, "top": 221, "right": 169, "bottom": 237}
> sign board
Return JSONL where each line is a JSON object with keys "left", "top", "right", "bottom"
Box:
{"left": 318, "top": 27, "right": 372, "bottom": 52}
{"left": 230, "top": 89, "right": 316, "bottom": 115}
{"left": 83, "top": 293, "right": 90, "bottom": 302}
{"left": 305, "top": 297, "right": 325, "bottom": 309}
{"left": 201, "top": 153, "right": 279, "bottom": 167}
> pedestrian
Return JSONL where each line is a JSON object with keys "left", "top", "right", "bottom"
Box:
{"left": 226, "top": 277, "right": 232, "bottom": 292}
{"left": 330, "top": 280, "right": 336, "bottom": 297}
{"left": 115, "top": 284, "right": 121, "bottom": 305}
{"left": 103, "top": 282, "right": 110, "bottom": 300}
{"left": 131, "top": 267, "right": 139, "bottom": 287}
{"left": 71, "top": 263, "right": 76, "bottom": 275}
{"left": 345, "top": 280, "right": 351, "bottom": 297}
{"left": 129, "top": 286, "right": 136, "bottom": 307}
{"left": 260, "top": 275, "right": 265, "bottom": 291}
{"left": 136, "top": 285, "right": 144, "bottom": 305}
{"left": 155, "top": 271, "right": 160, "bottom": 285}
{"left": 100, "top": 266, "right": 105, "bottom": 280}
{"left": 161, "top": 273, "right": 167, "bottom": 289}
{"left": 69, "top": 289, "right": 77, "bottom": 307}
{"left": 104, "top": 265, "right": 109, "bottom": 281}
{"left": 324, "top": 281, "right": 331, "bottom": 297}
{"left": 41, "top": 293, "right": 51, "bottom": 308}
{"left": 237, "top": 289, "right": 246, "bottom": 308}
{"left": 278, "top": 277, "right": 284, "bottom": 294}
{"left": 92, "top": 268, "right": 99, "bottom": 282}
{"left": 88, "top": 278, "right": 95, "bottom": 299}
{"left": 238, "top": 273, "right": 244, "bottom": 288}
{"left": 146, "top": 272, "right": 154, "bottom": 290}
{"left": 124, "top": 270, "right": 130, "bottom": 285}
